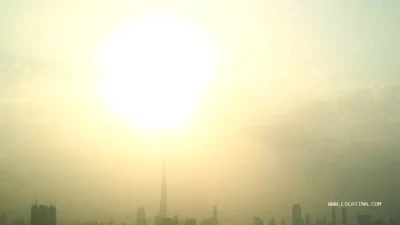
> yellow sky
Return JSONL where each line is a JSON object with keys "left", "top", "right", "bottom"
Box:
{"left": 1, "top": 0, "right": 400, "bottom": 224}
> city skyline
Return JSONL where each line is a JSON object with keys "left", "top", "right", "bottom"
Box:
{"left": 0, "top": 161, "right": 396, "bottom": 225}
{"left": 1, "top": 201, "right": 397, "bottom": 225}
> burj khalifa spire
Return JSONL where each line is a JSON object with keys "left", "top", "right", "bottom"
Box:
{"left": 159, "top": 158, "right": 167, "bottom": 218}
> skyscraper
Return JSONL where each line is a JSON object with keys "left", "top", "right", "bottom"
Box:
{"left": 161, "top": 218, "right": 178, "bottom": 225}
{"left": 254, "top": 217, "right": 263, "bottom": 225}
{"left": 155, "top": 160, "right": 168, "bottom": 225}
{"left": 332, "top": 208, "right": 336, "bottom": 225}
{"left": 213, "top": 205, "right": 218, "bottom": 225}
{"left": 136, "top": 207, "right": 147, "bottom": 225}
{"left": 292, "top": 205, "right": 302, "bottom": 225}
{"left": 184, "top": 219, "right": 196, "bottom": 225}
{"left": 49, "top": 205, "right": 57, "bottom": 225}
{"left": 271, "top": 218, "right": 276, "bottom": 225}
{"left": 342, "top": 208, "right": 347, "bottom": 225}
{"left": 38, "top": 205, "right": 49, "bottom": 225}
{"left": 31, "top": 203, "right": 39, "bottom": 225}
{"left": 306, "top": 215, "right": 310, "bottom": 225}
{"left": 159, "top": 159, "right": 167, "bottom": 218}
{"left": 173, "top": 215, "right": 179, "bottom": 225}
{"left": 30, "top": 203, "right": 56, "bottom": 225}
{"left": 200, "top": 206, "right": 219, "bottom": 225}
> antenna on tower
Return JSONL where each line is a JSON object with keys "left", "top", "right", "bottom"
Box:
{"left": 162, "top": 157, "right": 166, "bottom": 176}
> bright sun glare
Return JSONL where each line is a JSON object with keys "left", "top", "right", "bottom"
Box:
{"left": 97, "top": 14, "right": 217, "bottom": 131}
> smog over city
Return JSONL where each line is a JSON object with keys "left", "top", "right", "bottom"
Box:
{"left": 0, "top": 1, "right": 399, "bottom": 225}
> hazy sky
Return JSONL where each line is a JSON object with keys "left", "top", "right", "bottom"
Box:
{"left": 1, "top": 1, "right": 400, "bottom": 225}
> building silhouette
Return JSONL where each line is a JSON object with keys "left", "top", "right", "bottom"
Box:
{"left": 136, "top": 207, "right": 147, "bottom": 225}
{"left": 173, "top": 215, "right": 179, "bottom": 225}
{"left": 20, "top": 200, "right": 400, "bottom": 225}
{"left": 160, "top": 218, "right": 178, "bottom": 225}
{"left": 31, "top": 203, "right": 39, "bottom": 225}
{"left": 184, "top": 219, "right": 196, "bottom": 225}
{"left": 271, "top": 218, "right": 276, "bottom": 225}
{"left": 155, "top": 160, "right": 168, "bottom": 225}
{"left": 213, "top": 206, "right": 218, "bottom": 225}
{"left": 200, "top": 206, "right": 218, "bottom": 225}
{"left": 254, "top": 217, "right": 263, "bottom": 225}
{"left": 30, "top": 203, "right": 56, "bottom": 225}
{"left": 292, "top": 205, "right": 303, "bottom": 225}
{"left": 38, "top": 205, "right": 48, "bottom": 225}
{"left": 152, "top": 160, "right": 181, "bottom": 225}
{"left": 49, "top": 205, "right": 57, "bottom": 225}
{"left": 342, "top": 208, "right": 347, "bottom": 225}
{"left": 160, "top": 160, "right": 167, "bottom": 218}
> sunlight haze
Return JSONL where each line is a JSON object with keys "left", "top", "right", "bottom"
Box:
{"left": 96, "top": 13, "right": 217, "bottom": 131}
{"left": 0, "top": 1, "right": 399, "bottom": 225}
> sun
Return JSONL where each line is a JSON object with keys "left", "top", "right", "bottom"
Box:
{"left": 96, "top": 14, "right": 217, "bottom": 131}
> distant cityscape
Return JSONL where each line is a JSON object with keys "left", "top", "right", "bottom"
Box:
{"left": 0, "top": 162, "right": 398, "bottom": 225}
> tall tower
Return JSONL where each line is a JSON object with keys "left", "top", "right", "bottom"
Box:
{"left": 49, "top": 205, "right": 57, "bottom": 225}
{"left": 31, "top": 202, "right": 39, "bottom": 225}
{"left": 292, "top": 205, "right": 302, "bottom": 225}
{"left": 38, "top": 205, "right": 49, "bottom": 225}
{"left": 159, "top": 159, "right": 167, "bottom": 218}
{"left": 213, "top": 205, "right": 218, "bottom": 225}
